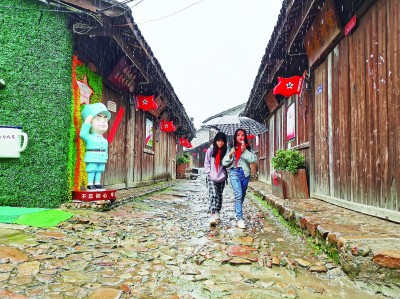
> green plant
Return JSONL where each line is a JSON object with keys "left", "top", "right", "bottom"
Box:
{"left": 0, "top": 0, "right": 73, "bottom": 208}
{"left": 271, "top": 149, "right": 305, "bottom": 173}
{"left": 176, "top": 153, "right": 190, "bottom": 164}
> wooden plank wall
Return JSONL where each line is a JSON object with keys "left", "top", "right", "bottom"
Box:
{"left": 170, "top": 134, "right": 177, "bottom": 179}
{"left": 313, "top": 61, "right": 329, "bottom": 195}
{"left": 387, "top": 0, "right": 400, "bottom": 211}
{"left": 103, "top": 87, "right": 127, "bottom": 187}
{"left": 133, "top": 111, "right": 156, "bottom": 182}
{"left": 312, "top": 0, "right": 399, "bottom": 211}
{"left": 154, "top": 130, "right": 169, "bottom": 179}
{"left": 258, "top": 131, "right": 267, "bottom": 182}
{"left": 268, "top": 116, "right": 274, "bottom": 183}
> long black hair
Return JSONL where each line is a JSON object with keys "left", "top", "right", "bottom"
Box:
{"left": 212, "top": 132, "right": 227, "bottom": 160}
{"left": 233, "top": 128, "right": 251, "bottom": 151}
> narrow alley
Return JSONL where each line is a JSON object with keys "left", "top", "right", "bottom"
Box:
{"left": 0, "top": 177, "right": 383, "bottom": 299}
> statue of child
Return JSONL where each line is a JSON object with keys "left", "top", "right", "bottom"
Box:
{"left": 80, "top": 103, "right": 111, "bottom": 190}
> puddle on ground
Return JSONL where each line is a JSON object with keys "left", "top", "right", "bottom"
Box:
{"left": 125, "top": 179, "right": 384, "bottom": 299}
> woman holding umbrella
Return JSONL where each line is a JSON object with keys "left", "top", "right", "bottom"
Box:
{"left": 222, "top": 128, "right": 257, "bottom": 229}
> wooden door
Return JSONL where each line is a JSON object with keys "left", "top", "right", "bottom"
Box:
{"left": 102, "top": 86, "right": 130, "bottom": 189}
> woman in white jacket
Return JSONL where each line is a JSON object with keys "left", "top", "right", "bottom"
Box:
{"left": 204, "top": 132, "right": 228, "bottom": 226}
{"left": 222, "top": 128, "right": 257, "bottom": 229}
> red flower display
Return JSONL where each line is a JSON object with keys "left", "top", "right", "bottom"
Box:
{"left": 136, "top": 95, "right": 158, "bottom": 111}
{"left": 273, "top": 76, "right": 304, "bottom": 97}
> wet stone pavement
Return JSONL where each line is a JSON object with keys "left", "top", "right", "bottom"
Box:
{"left": 0, "top": 178, "right": 385, "bottom": 299}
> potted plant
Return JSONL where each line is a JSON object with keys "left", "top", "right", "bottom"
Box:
{"left": 271, "top": 149, "right": 309, "bottom": 199}
{"left": 176, "top": 153, "right": 190, "bottom": 178}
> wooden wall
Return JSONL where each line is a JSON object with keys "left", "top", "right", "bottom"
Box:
{"left": 259, "top": 92, "right": 311, "bottom": 185}
{"left": 102, "top": 88, "right": 177, "bottom": 188}
{"left": 311, "top": 0, "right": 400, "bottom": 213}
{"left": 103, "top": 87, "right": 132, "bottom": 189}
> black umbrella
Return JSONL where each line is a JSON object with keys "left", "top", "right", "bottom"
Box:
{"left": 202, "top": 115, "right": 268, "bottom": 135}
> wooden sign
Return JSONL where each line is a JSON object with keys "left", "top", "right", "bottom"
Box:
{"left": 149, "top": 96, "right": 167, "bottom": 117}
{"left": 265, "top": 91, "right": 279, "bottom": 113}
{"left": 344, "top": 15, "right": 356, "bottom": 36}
{"left": 72, "top": 190, "right": 117, "bottom": 202}
{"left": 304, "top": 0, "right": 342, "bottom": 66}
{"left": 108, "top": 56, "right": 136, "bottom": 93}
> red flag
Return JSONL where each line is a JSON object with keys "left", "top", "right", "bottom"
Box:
{"left": 160, "top": 120, "right": 176, "bottom": 132}
{"left": 136, "top": 95, "right": 158, "bottom": 111}
{"left": 179, "top": 137, "right": 192, "bottom": 148}
{"left": 273, "top": 76, "right": 304, "bottom": 97}
{"left": 272, "top": 172, "right": 279, "bottom": 186}
{"left": 107, "top": 107, "right": 125, "bottom": 144}
{"left": 247, "top": 134, "right": 256, "bottom": 139}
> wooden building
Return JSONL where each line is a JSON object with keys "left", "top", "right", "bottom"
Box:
{"left": 69, "top": 0, "right": 195, "bottom": 189}
{"left": 0, "top": 0, "right": 194, "bottom": 208}
{"left": 244, "top": 0, "right": 399, "bottom": 223}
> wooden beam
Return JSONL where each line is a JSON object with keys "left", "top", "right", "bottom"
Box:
{"left": 250, "top": 0, "right": 296, "bottom": 98}
{"left": 112, "top": 34, "right": 150, "bottom": 82}
{"left": 267, "top": 59, "right": 284, "bottom": 83}
{"left": 286, "top": 0, "right": 317, "bottom": 51}
{"left": 58, "top": 0, "right": 126, "bottom": 17}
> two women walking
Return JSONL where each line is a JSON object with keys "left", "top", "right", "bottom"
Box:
{"left": 204, "top": 129, "right": 257, "bottom": 229}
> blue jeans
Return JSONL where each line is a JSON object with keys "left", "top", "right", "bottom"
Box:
{"left": 229, "top": 167, "right": 250, "bottom": 220}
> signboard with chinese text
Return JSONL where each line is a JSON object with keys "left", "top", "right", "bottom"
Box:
{"left": 72, "top": 190, "right": 117, "bottom": 201}
{"left": 148, "top": 96, "right": 167, "bottom": 118}
{"left": 304, "top": 0, "right": 342, "bottom": 66}
{"left": 107, "top": 57, "right": 136, "bottom": 93}
{"left": 344, "top": 15, "right": 356, "bottom": 36}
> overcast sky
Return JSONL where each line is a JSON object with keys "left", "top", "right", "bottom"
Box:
{"left": 127, "top": 0, "right": 283, "bottom": 129}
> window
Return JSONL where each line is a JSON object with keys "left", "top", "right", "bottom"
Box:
{"left": 145, "top": 116, "right": 154, "bottom": 149}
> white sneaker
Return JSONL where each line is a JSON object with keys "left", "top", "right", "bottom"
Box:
{"left": 210, "top": 214, "right": 217, "bottom": 226}
{"left": 237, "top": 219, "right": 246, "bottom": 229}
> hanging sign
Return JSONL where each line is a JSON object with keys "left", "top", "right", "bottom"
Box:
{"left": 344, "top": 15, "right": 357, "bottom": 36}
{"left": 108, "top": 57, "right": 136, "bottom": 93}
{"left": 304, "top": 0, "right": 342, "bottom": 66}
{"left": 265, "top": 91, "right": 279, "bottom": 113}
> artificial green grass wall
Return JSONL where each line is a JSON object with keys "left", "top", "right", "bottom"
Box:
{"left": 0, "top": 0, "right": 73, "bottom": 207}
